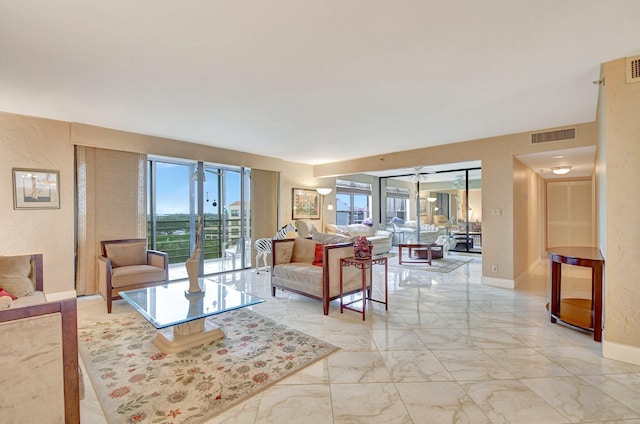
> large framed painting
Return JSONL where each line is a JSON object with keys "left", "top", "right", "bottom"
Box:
{"left": 12, "top": 168, "right": 60, "bottom": 209}
{"left": 292, "top": 188, "right": 320, "bottom": 220}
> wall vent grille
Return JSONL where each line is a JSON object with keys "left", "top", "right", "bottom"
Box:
{"left": 531, "top": 128, "right": 576, "bottom": 144}
{"left": 626, "top": 56, "right": 640, "bottom": 83}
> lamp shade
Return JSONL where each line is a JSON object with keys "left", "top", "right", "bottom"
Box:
{"left": 316, "top": 188, "right": 332, "bottom": 195}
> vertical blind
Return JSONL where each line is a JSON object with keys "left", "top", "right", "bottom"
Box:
{"left": 75, "top": 146, "right": 147, "bottom": 295}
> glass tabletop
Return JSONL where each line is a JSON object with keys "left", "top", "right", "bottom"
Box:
{"left": 119, "top": 278, "right": 265, "bottom": 329}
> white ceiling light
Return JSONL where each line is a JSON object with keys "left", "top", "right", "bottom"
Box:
{"left": 552, "top": 166, "right": 572, "bottom": 175}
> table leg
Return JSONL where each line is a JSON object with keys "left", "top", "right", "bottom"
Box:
{"left": 550, "top": 261, "right": 561, "bottom": 323}
{"left": 593, "top": 263, "right": 603, "bottom": 342}
{"left": 340, "top": 262, "right": 344, "bottom": 314}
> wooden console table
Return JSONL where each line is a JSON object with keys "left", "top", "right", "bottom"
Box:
{"left": 548, "top": 247, "right": 604, "bottom": 342}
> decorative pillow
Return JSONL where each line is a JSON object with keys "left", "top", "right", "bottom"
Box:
{"left": 312, "top": 244, "right": 324, "bottom": 266}
{"left": 291, "top": 238, "right": 318, "bottom": 263}
{"left": 0, "top": 286, "right": 17, "bottom": 300}
{"left": 307, "top": 222, "right": 318, "bottom": 235}
{"left": 274, "top": 241, "right": 294, "bottom": 264}
{"left": 0, "top": 255, "right": 31, "bottom": 277}
{"left": 312, "top": 232, "right": 350, "bottom": 245}
{"left": 295, "top": 220, "right": 319, "bottom": 238}
{"left": 1, "top": 275, "right": 34, "bottom": 298}
{"left": 0, "top": 295, "right": 12, "bottom": 309}
{"left": 105, "top": 241, "right": 147, "bottom": 267}
{"left": 295, "top": 220, "right": 311, "bottom": 238}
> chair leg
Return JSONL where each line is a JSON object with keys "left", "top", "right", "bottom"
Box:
{"left": 107, "top": 292, "right": 112, "bottom": 314}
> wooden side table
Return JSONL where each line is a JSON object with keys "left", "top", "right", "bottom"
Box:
{"left": 398, "top": 243, "right": 437, "bottom": 265}
{"left": 548, "top": 247, "right": 604, "bottom": 342}
{"left": 340, "top": 256, "right": 388, "bottom": 320}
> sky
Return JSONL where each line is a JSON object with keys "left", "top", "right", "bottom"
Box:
{"left": 153, "top": 162, "right": 244, "bottom": 215}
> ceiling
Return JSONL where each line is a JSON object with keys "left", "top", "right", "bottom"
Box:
{"left": 1, "top": 1, "right": 639, "bottom": 171}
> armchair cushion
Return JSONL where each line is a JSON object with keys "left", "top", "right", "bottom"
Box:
{"left": 110, "top": 265, "right": 168, "bottom": 288}
{"left": 104, "top": 240, "right": 147, "bottom": 267}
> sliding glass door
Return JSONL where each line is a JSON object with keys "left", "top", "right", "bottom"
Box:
{"left": 148, "top": 157, "right": 251, "bottom": 280}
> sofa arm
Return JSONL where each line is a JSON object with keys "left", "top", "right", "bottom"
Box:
{"left": 374, "top": 230, "right": 392, "bottom": 238}
{"left": 97, "top": 255, "right": 111, "bottom": 299}
{"left": 147, "top": 250, "right": 168, "bottom": 273}
{"left": 323, "top": 243, "right": 362, "bottom": 304}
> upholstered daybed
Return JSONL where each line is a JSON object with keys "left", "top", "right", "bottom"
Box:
{"left": 271, "top": 237, "right": 362, "bottom": 315}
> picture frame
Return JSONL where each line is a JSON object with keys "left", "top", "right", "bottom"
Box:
{"left": 292, "top": 188, "right": 320, "bottom": 220}
{"left": 12, "top": 168, "right": 60, "bottom": 210}
{"left": 419, "top": 198, "right": 429, "bottom": 214}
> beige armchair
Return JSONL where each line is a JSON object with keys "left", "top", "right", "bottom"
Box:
{"left": 98, "top": 239, "right": 168, "bottom": 313}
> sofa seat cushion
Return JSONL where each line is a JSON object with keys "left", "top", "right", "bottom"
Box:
{"left": 10, "top": 291, "right": 47, "bottom": 309}
{"left": 273, "top": 263, "right": 323, "bottom": 296}
{"left": 111, "top": 265, "right": 166, "bottom": 288}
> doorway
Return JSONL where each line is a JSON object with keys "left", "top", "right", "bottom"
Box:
{"left": 147, "top": 157, "right": 251, "bottom": 280}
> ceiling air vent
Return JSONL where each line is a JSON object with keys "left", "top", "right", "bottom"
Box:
{"left": 531, "top": 127, "right": 576, "bottom": 144}
{"left": 626, "top": 56, "right": 640, "bottom": 83}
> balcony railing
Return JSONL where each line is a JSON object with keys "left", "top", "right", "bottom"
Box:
{"left": 148, "top": 217, "right": 246, "bottom": 265}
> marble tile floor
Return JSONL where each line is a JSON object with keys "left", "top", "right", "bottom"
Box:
{"left": 78, "top": 256, "right": 640, "bottom": 424}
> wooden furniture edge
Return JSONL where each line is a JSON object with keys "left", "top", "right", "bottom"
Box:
{"left": 0, "top": 298, "right": 80, "bottom": 423}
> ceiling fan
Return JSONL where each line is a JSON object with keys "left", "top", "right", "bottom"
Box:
{"left": 410, "top": 166, "right": 434, "bottom": 183}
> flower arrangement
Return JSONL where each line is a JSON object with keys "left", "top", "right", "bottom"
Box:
{"left": 362, "top": 217, "right": 374, "bottom": 227}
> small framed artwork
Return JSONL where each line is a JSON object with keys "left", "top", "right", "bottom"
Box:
{"left": 292, "top": 188, "right": 320, "bottom": 220}
{"left": 12, "top": 168, "right": 60, "bottom": 210}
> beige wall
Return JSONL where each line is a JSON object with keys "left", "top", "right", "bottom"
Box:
{"left": 315, "top": 122, "right": 597, "bottom": 286}
{"left": 0, "top": 113, "right": 75, "bottom": 297}
{"left": 1, "top": 113, "right": 318, "bottom": 295}
{"left": 512, "top": 158, "right": 544, "bottom": 284}
{"left": 600, "top": 58, "right": 640, "bottom": 362}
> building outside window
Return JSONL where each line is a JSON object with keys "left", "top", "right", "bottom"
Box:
{"left": 336, "top": 179, "right": 371, "bottom": 225}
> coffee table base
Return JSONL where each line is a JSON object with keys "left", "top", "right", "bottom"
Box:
{"left": 153, "top": 318, "right": 224, "bottom": 353}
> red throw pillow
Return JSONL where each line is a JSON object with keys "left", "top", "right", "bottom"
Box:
{"left": 0, "top": 286, "right": 17, "bottom": 300}
{"left": 312, "top": 244, "right": 324, "bottom": 266}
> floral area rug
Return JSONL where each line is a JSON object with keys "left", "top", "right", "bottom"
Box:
{"left": 78, "top": 309, "right": 338, "bottom": 424}
{"left": 388, "top": 255, "right": 474, "bottom": 273}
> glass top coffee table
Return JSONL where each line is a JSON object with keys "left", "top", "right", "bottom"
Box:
{"left": 120, "top": 278, "right": 265, "bottom": 353}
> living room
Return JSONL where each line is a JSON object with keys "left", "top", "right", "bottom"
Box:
{"left": 2, "top": 2, "right": 640, "bottom": 423}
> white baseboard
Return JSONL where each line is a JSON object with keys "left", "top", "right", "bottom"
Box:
{"left": 603, "top": 340, "right": 640, "bottom": 366}
{"left": 45, "top": 290, "right": 77, "bottom": 301}
{"left": 482, "top": 276, "right": 515, "bottom": 289}
{"left": 514, "top": 257, "right": 544, "bottom": 288}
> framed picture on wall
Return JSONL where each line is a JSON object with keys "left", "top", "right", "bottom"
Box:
{"left": 12, "top": 168, "right": 60, "bottom": 209}
{"left": 292, "top": 188, "right": 320, "bottom": 220}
